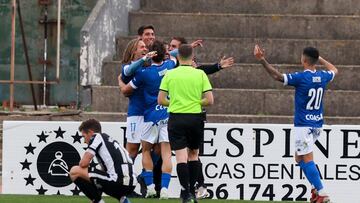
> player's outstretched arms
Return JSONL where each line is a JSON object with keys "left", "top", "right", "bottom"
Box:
{"left": 201, "top": 91, "right": 214, "bottom": 106}
{"left": 191, "top": 39, "right": 203, "bottom": 48}
{"left": 254, "top": 44, "right": 284, "bottom": 82}
{"left": 319, "top": 56, "right": 338, "bottom": 75}
{"left": 197, "top": 64, "right": 219, "bottom": 75}
{"left": 197, "top": 56, "right": 235, "bottom": 75}
{"left": 219, "top": 56, "right": 235, "bottom": 69}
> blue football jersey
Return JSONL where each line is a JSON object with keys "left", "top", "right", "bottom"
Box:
{"left": 284, "top": 69, "right": 335, "bottom": 127}
{"left": 121, "top": 64, "right": 145, "bottom": 117}
{"left": 130, "top": 59, "right": 176, "bottom": 123}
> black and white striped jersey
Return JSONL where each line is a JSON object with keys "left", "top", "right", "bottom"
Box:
{"left": 86, "top": 133, "right": 137, "bottom": 186}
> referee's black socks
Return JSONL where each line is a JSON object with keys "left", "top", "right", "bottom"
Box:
{"left": 74, "top": 177, "right": 102, "bottom": 202}
{"left": 197, "top": 160, "right": 205, "bottom": 187}
{"left": 177, "top": 163, "right": 190, "bottom": 195}
{"left": 188, "top": 160, "right": 201, "bottom": 195}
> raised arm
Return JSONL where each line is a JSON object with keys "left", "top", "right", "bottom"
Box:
{"left": 254, "top": 44, "right": 284, "bottom": 82}
{"left": 197, "top": 56, "right": 235, "bottom": 75}
{"left": 123, "top": 51, "right": 157, "bottom": 76}
{"left": 319, "top": 56, "right": 338, "bottom": 75}
{"left": 190, "top": 39, "right": 203, "bottom": 48}
{"left": 197, "top": 64, "right": 220, "bottom": 75}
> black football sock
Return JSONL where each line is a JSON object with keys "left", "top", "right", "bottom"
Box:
{"left": 74, "top": 177, "right": 101, "bottom": 202}
{"left": 197, "top": 159, "right": 205, "bottom": 187}
{"left": 177, "top": 163, "right": 190, "bottom": 196}
{"left": 188, "top": 160, "right": 201, "bottom": 196}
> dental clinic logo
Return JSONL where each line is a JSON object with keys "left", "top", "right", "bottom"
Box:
{"left": 20, "top": 127, "right": 84, "bottom": 195}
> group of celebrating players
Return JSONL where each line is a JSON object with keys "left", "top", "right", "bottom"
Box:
{"left": 69, "top": 24, "right": 337, "bottom": 203}
{"left": 117, "top": 25, "right": 234, "bottom": 202}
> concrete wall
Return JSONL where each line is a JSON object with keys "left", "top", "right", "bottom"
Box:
{"left": 79, "top": 0, "right": 140, "bottom": 86}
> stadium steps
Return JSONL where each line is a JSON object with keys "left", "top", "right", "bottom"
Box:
{"left": 91, "top": 86, "right": 360, "bottom": 117}
{"left": 129, "top": 12, "right": 360, "bottom": 40}
{"left": 102, "top": 61, "right": 360, "bottom": 90}
{"left": 92, "top": 0, "right": 360, "bottom": 124}
{"left": 0, "top": 122, "right": 2, "bottom": 176}
{"left": 115, "top": 37, "right": 360, "bottom": 65}
{"left": 140, "top": 0, "right": 360, "bottom": 15}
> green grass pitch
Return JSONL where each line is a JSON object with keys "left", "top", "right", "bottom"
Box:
{"left": 0, "top": 195, "right": 303, "bottom": 203}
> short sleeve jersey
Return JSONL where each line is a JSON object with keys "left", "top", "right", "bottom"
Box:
{"left": 160, "top": 65, "right": 212, "bottom": 113}
{"left": 283, "top": 69, "right": 335, "bottom": 127}
{"left": 86, "top": 133, "right": 135, "bottom": 185}
{"left": 129, "top": 59, "right": 176, "bottom": 123}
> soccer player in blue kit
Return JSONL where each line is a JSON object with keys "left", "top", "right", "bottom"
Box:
{"left": 254, "top": 45, "right": 338, "bottom": 203}
{"left": 118, "top": 38, "right": 157, "bottom": 160}
{"left": 121, "top": 40, "right": 177, "bottom": 199}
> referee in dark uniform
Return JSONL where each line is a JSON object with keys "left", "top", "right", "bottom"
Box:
{"left": 158, "top": 44, "right": 214, "bottom": 203}
{"left": 70, "top": 119, "right": 137, "bottom": 203}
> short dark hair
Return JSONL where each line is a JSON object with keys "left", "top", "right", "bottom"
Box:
{"left": 172, "top": 37, "right": 187, "bottom": 45}
{"left": 137, "top": 25, "right": 155, "bottom": 36}
{"left": 79, "top": 119, "right": 101, "bottom": 133}
{"left": 178, "top": 44, "right": 193, "bottom": 60}
{"left": 303, "top": 47, "right": 319, "bottom": 65}
{"left": 150, "top": 40, "right": 166, "bottom": 63}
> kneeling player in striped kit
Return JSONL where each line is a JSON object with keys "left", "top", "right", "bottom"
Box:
{"left": 70, "top": 119, "right": 137, "bottom": 203}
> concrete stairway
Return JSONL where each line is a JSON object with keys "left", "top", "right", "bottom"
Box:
{"left": 0, "top": 122, "right": 2, "bottom": 176}
{"left": 92, "top": 0, "right": 360, "bottom": 124}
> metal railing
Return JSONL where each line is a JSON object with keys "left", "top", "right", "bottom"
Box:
{"left": 0, "top": 0, "right": 62, "bottom": 111}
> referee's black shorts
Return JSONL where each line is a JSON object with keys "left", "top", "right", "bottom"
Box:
{"left": 89, "top": 169, "right": 135, "bottom": 199}
{"left": 168, "top": 113, "right": 204, "bottom": 150}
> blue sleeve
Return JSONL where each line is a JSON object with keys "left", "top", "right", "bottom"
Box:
{"left": 283, "top": 72, "right": 302, "bottom": 86}
{"left": 169, "top": 49, "right": 178, "bottom": 57}
{"left": 165, "top": 59, "right": 177, "bottom": 70}
{"left": 130, "top": 70, "right": 145, "bottom": 89}
{"left": 322, "top": 70, "right": 335, "bottom": 83}
{"left": 123, "top": 58, "right": 145, "bottom": 76}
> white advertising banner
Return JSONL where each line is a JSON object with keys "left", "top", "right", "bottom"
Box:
{"left": 2, "top": 121, "right": 360, "bottom": 202}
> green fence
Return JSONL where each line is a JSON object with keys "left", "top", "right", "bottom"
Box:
{"left": 0, "top": 0, "right": 96, "bottom": 106}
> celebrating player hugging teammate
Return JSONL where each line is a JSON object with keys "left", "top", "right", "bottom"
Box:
{"left": 254, "top": 45, "right": 338, "bottom": 203}
{"left": 120, "top": 40, "right": 177, "bottom": 199}
{"left": 118, "top": 38, "right": 157, "bottom": 161}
